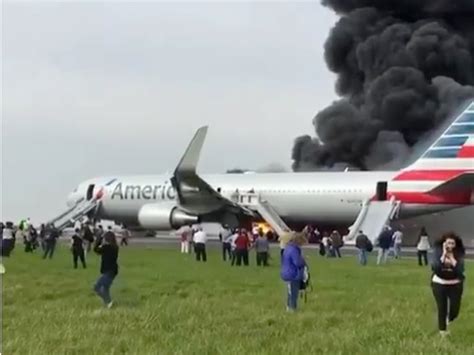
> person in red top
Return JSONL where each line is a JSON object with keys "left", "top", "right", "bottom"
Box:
{"left": 234, "top": 229, "right": 251, "bottom": 266}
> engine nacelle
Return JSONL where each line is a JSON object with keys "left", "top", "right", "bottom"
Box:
{"left": 138, "top": 202, "right": 199, "bottom": 230}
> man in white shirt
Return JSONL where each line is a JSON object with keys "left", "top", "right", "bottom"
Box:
{"left": 219, "top": 225, "right": 232, "bottom": 261}
{"left": 252, "top": 224, "right": 260, "bottom": 239}
{"left": 230, "top": 230, "right": 239, "bottom": 266}
{"left": 392, "top": 229, "right": 403, "bottom": 259}
{"left": 193, "top": 227, "right": 207, "bottom": 262}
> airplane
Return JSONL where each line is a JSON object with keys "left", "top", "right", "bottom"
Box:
{"left": 59, "top": 100, "right": 474, "bottom": 242}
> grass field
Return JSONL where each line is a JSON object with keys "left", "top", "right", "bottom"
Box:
{"left": 2, "top": 245, "right": 473, "bottom": 355}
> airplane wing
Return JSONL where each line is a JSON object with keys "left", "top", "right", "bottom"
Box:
{"left": 427, "top": 172, "right": 474, "bottom": 195}
{"left": 171, "top": 126, "right": 254, "bottom": 216}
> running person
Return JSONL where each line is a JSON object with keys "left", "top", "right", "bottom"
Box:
{"left": 431, "top": 232, "right": 466, "bottom": 336}
{"left": 93, "top": 229, "right": 119, "bottom": 308}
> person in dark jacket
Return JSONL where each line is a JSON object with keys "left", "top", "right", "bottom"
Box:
{"left": 319, "top": 231, "right": 328, "bottom": 257}
{"left": 29, "top": 225, "right": 39, "bottom": 251}
{"left": 39, "top": 224, "right": 46, "bottom": 251}
{"left": 355, "top": 230, "right": 371, "bottom": 266}
{"left": 43, "top": 225, "right": 59, "bottom": 259}
{"left": 280, "top": 232, "right": 307, "bottom": 312}
{"left": 330, "top": 230, "right": 343, "bottom": 258}
{"left": 93, "top": 229, "right": 119, "bottom": 308}
{"left": 431, "top": 232, "right": 465, "bottom": 336}
{"left": 1, "top": 222, "right": 16, "bottom": 257}
{"left": 82, "top": 223, "right": 95, "bottom": 254}
{"left": 376, "top": 226, "right": 393, "bottom": 265}
{"left": 24, "top": 225, "right": 34, "bottom": 253}
{"left": 71, "top": 228, "right": 86, "bottom": 269}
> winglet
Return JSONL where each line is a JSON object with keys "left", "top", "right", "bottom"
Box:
{"left": 174, "top": 126, "right": 208, "bottom": 176}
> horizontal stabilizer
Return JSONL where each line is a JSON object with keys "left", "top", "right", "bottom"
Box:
{"left": 428, "top": 172, "right": 474, "bottom": 195}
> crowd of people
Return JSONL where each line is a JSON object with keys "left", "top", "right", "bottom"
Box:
{"left": 299, "top": 225, "right": 466, "bottom": 336}
{"left": 353, "top": 225, "right": 439, "bottom": 267}
{"left": 182, "top": 222, "right": 466, "bottom": 336}
{"left": 1, "top": 218, "right": 467, "bottom": 336}
{"left": 1, "top": 219, "right": 124, "bottom": 307}
{"left": 178, "top": 224, "right": 271, "bottom": 267}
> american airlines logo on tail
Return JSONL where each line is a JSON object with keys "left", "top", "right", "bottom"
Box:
{"left": 415, "top": 102, "right": 474, "bottom": 165}
{"left": 399, "top": 100, "right": 474, "bottom": 175}
{"left": 422, "top": 101, "right": 474, "bottom": 160}
{"left": 390, "top": 100, "right": 474, "bottom": 205}
{"left": 60, "top": 99, "right": 474, "bottom": 239}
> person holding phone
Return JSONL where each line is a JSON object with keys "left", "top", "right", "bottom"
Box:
{"left": 93, "top": 228, "right": 119, "bottom": 308}
{"left": 431, "top": 232, "right": 465, "bottom": 336}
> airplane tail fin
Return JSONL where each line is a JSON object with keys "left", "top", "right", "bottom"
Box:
{"left": 403, "top": 99, "right": 474, "bottom": 172}
{"left": 393, "top": 100, "right": 474, "bottom": 202}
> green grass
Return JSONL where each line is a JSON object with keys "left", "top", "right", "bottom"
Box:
{"left": 2, "top": 246, "right": 473, "bottom": 355}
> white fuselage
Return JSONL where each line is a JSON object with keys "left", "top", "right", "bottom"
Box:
{"left": 65, "top": 103, "right": 474, "bottom": 230}
{"left": 69, "top": 171, "right": 461, "bottom": 227}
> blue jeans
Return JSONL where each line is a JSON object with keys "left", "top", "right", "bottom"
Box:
{"left": 287, "top": 280, "right": 300, "bottom": 310}
{"left": 358, "top": 249, "right": 368, "bottom": 266}
{"left": 94, "top": 272, "right": 116, "bottom": 304}
{"left": 377, "top": 248, "right": 389, "bottom": 265}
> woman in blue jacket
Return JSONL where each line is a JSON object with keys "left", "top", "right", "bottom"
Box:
{"left": 280, "top": 233, "right": 307, "bottom": 311}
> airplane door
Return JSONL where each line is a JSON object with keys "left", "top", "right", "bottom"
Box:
{"left": 376, "top": 181, "right": 388, "bottom": 201}
{"left": 86, "top": 184, "right": 95, "bottom": 201}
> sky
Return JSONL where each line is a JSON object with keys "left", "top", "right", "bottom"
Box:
{"left": 1, "top": 1, "right": 339, "bottom": 223}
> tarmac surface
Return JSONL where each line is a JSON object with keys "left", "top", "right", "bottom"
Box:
{"left": 120, "top": 234, "right": 474, "bottom": 259}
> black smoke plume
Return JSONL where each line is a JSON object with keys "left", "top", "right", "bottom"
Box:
{"left": 292, "top": 0, "right": 474, "bottom": 171}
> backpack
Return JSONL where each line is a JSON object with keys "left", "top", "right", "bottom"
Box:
{"left": 319, "top": 243, "right": 326, "bottom": 256}
{"left": 300, "top": 267, "right": 310, "bottom": 290}
{"left": 83, "top": 227, "right": 94, "bottom": 242}
{"left": 299, "top": 266, "right": 312, "bottom": 303}
{"left": 367, "top": 240, "right": 374, "bottom": 252}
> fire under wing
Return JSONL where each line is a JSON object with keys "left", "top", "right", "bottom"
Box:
{"left": 57, "top": 100, "right": 473, "bottom": 235}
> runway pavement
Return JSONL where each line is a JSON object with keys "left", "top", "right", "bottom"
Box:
{"left": 119, "top": 234, "right": 474, "bottom": 259}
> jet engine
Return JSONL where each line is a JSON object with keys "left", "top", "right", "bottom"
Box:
{"left": 138, "top": 202, "right": 199, "bottom": 230}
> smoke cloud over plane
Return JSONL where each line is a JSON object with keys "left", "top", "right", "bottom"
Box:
{"left": 292, "top": 0, "right": 474, "bottom": 171}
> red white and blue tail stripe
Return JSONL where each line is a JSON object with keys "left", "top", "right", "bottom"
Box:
{"left": 400, "top": 100, "right": 474, "bottom": 175}
{"left": 390, "top": 100, "right": 474, "bottom": 205}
